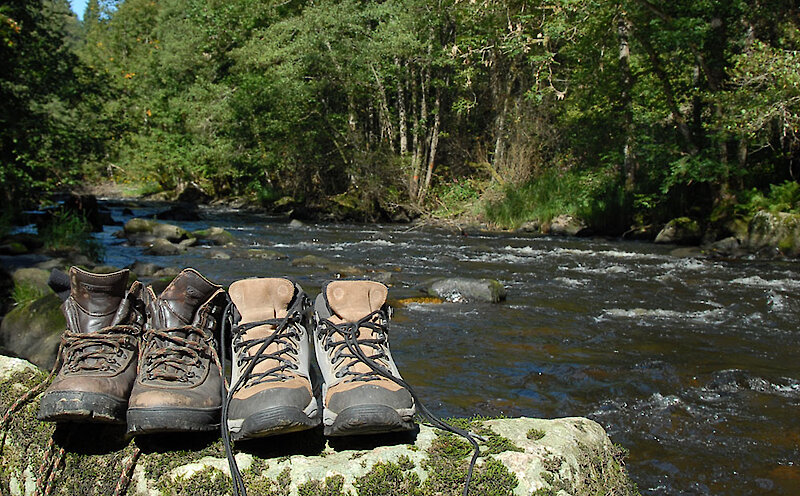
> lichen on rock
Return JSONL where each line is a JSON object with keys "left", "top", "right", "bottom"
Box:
{"left": 0, "top": 356, "right": 638, "bottom": 496}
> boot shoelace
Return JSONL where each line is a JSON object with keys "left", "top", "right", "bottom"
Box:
{"left": 317, "top": 312, "right": 390, "bottom": 382}
{"left": 230, "top": 321, "right": 301, "bottom": 385}
{"left": 141, "top": 326, "right": 213, "bottom": 382}
{"left": 220, "top": 294, "right": 308, "bottom": 496}
{"left": 61, "top": 325, "right": 140, "bottom": 373}
{"left": 317, "top": 308, "right": 481, "bottom": 496}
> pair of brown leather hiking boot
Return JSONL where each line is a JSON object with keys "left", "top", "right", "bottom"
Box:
{"left": 38, "top": 267, "right": 227, "bottom": 434}
{"left": 38, "top": 269, "right": 415, "bottom": 439}
{"left": 225, "top": 278, "right": 415, "bottom": 440}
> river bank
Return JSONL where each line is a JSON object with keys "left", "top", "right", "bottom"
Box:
{"left": 71, "top": 180, "right": 800, "bottom": 262}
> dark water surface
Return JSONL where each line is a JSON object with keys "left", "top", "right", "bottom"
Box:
{"left": 99, "top": 201, "right": 800, "bottom": 495}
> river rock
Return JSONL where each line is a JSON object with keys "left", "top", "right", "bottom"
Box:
{"left": 192, "top": 227, "right": 235, "bottom": 246}
{"left": 289, "top": 219, "right": 305, "bottom": 228}
{"left": 654, "top": 217, "right": 701, "bottom": 245}
{"left": 0, "top": 294, "right": 64, "bottom": 369}
{"left": 0, "top": 355, "right": 637, "bottom": 496}
{"left": 208, "top": 250, "right": 231, "bottom": 260}
{"left": 144, "top": 238, "right": 186, "bottom": 256}
{"left": 10, "top": 268, "right": 51, "bottom": 294}
{"left": 746, "top": 211, "right": 800, "bottom": 256}
{"left": 155, "top": 202, "right": 201, "bottom": 221}
{"left": 123, "top": 218, "right": 192, "bottom": 244}
{"left": 425, "top": 277, "right": 507, "bottom": 303}
{"left": 547, "top": 214, "right": 591, "bottom": 237}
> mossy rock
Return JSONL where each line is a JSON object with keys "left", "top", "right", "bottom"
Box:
{"left": 123, "top": 218, "right": 192, "bottom": 244}
{"left": 11, "top": 268, "right": 51, "bottom": 295}
{"left": 0, "top": 355, "right": 638, "bottom": 496}
{"left": 747, "top": 211, "right": 800, "bottom": 257}
{"left": 192, "top": 227, "right": 235, "bottom": 246}
{"left": 654, "top": 217, "right": 701, "bottom": 245}
{"left": 0, "top": 293, "right": 65, "bottom": 369}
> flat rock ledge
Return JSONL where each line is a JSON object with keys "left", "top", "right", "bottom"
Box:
{"left": 0, "top": 355, "right": 637, "bottom": 496}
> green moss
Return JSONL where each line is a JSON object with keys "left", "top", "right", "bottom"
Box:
{"left": 422, "top": 418, "right": 520, "bottom": 496}
{"left": 354, "top": 459, "right": 422, "bottom": 496}
{"left": 0, "top": 368, "right": 54, "bottom": 493}
{"left": 247, "top": 466, "right": 292, "bottom": 496}
{"left": 526, "top": 428, "right": 546, "bottom": 441}
{"left": 168, "top": 467, "right": 230, "bottom": 495}
{"left": 11, "top": 281, "right": 49, "bottom": 306}
{"left": 537, "top": 443, "right": 639, "bottom": 496}
{"left": 298, "top": 474, "right": 348, "bottom": 496}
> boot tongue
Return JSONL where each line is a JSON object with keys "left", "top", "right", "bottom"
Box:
{"left": 325, "top": 281, "right": 388, "bottom": 323}
{"left": 154, "top": 269, "right": 219, "bottom": 329}
{"left": 69, "top": 267, "right": 128, "bottom": 331}
{"left": 229, "top": 278, "right": 294, "bottom": 325}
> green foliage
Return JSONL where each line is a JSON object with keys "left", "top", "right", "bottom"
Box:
{"left": 39, "top": 210, "right": 104, "bottom": 261}
{"left": 736, "top": 181, "right": 800, "bottom": 216}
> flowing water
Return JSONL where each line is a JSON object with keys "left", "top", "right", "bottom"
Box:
{"left": 98, "top": 200, "right": 800, "bottom": 495}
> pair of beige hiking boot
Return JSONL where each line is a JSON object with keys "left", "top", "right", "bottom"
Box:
{"left": 37, "top": 267, "right": 415, "bottom": 439}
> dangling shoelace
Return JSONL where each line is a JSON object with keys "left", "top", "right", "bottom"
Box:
{"left": 317, "top": 308, "right": 482, "bottom": 496}
{"left": 219, "top": 294, "right": 309, "bottom": 496}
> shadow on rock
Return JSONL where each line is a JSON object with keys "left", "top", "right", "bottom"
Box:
{"left": 54, "top": 423, "right": 130, "bottom": 455}
{"left": 327, "top": 424, "right": 419, "bottom": 451}
{"left": 133, "top": 431, "right": 221, "bottom": 454}
{"left": 235, "top": 425, "right": 327, "bottom": 458}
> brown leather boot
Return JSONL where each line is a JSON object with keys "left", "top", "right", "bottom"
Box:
{"left": 313, "top": 280, "right": 415, "bottom": 436}
{"left": 127, "top": 268, "right": 226, "bottom": 434}
{"left": 224, "top": 278, "right": 319, "bottom": 440}
{"left": 38, "top": 267, "right": 144, "bottom": 423}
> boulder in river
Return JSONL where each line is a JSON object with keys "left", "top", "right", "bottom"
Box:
{"left": 0, "top": 293, "right": 64, "bottom": 369}
{"left": 547, "top": 214, "right": 591, "bottom": 237}
{"left": 746, "top": 211, "right": 800, "bottom": 257}
{"left": 192, "top": 227, "right": 235, "bottom": 246}
{"left": 654, "top": 217, "right": 702, "bottom": 245}
{"left": 144, "top": 238, "right": 187, "bottom": 256}
{"left": 424, "top": 277, "right": 507, "bottom": 303}
{"left": 123, "top": 218, "right": 192, "bottom": 244}
{"left": 0, "top": 354, "right": 638, "bottom": 496}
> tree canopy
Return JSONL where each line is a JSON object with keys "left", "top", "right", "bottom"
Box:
{"left": 2, "top": 0, "right": 799, "bottom": 230}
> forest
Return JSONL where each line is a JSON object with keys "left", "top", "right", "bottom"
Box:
{"left": 1, "top": 0, "right": 799, "bottom": 234}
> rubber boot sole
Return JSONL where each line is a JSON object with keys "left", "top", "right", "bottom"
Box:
{"left": 231, "top": 405, "right": 320, "bottom": 441}
{"left": 127, "top": 406, "right": 220, "bottom": 435}
{"left": 38, "top": 391, "right": 127, "bottom": 424}
{"left": 324, "top": 404, "right": 415, "bottom": 437}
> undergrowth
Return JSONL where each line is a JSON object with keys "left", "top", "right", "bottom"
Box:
{"left": 39, "top": 210, "right": 104, "bottom": 261}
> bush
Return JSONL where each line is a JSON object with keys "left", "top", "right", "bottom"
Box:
{"left": 40, "top": 210, "right": 104, "bottom": 261}
{"left": 736, "top": 181, "right": 800, "bottom": 216}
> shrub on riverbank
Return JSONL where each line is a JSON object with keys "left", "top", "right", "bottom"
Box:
{"left": 40, "top": 211, "right": 104, "bottom": 262}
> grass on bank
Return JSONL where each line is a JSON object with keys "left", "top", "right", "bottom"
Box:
{"left": 40, "top": 210, "right": 104, "bottom": 262}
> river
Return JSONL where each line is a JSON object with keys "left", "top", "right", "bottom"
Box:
{"left": 97, "top": 200, "right": 800, "bottom": 495}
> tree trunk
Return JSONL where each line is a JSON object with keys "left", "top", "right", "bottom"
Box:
{"left": 396, "top": 58, "right": 408, "bottom": 156}
{"left": 618, "top": 14, "right": 637, "bottom": 190}
{"left": 370, "top": 63, "right": 394, "bottom": 151}
{"left": 419, "top": 89, "right": 441, "bottom": 203}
